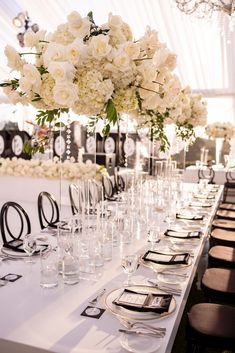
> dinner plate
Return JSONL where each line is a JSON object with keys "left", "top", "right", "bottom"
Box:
{"left": 120, "top": 332, "right": 162, "bottom": 353}
{"left": 1, "top": 243, "right": 48, "bottom": 258}
{"left": 1, "top": 247, "right": 30, "bottom": 258}
{"left": 105, "top": 285, "right": 176, "bottom": 321}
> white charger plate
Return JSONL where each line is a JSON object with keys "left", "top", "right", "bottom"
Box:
{"left": 105, "top": 285, "right": 176, "bottom": 321}
{"left": 120, "top": 332, "right": 162, "bottom": 353}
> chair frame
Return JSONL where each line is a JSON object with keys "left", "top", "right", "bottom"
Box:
{"left": 37, "top": 191, "right": 60, "bottom": 230}
{"left": 0, "top": 201, "right": 31, "bottom": 244}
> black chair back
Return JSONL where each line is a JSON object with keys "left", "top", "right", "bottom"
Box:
{"left": 38, "top": 191, "right": 60, "bottom": 229}
{"left": 0, "top": 201, "right": 31, "bottom": 245}
{"left": 198, "top": 167, "right": 215, "bottom": 184}
{"left": 69, "top": 183, "right": 83, "bottom": 215}
{"left": 102, "top": 175, "right": 117, "bottom": 200}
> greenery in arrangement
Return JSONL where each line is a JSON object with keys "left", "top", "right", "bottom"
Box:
{"left": 0, "top": 11, "right": 207, "bottom": 154}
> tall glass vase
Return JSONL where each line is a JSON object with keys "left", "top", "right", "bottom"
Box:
{"left": 215, "top": 137, "right": 224, "bottom": 165}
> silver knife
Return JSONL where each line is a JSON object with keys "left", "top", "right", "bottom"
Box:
{"left": 118, "top": 329, "right": 165, "bottom": 338}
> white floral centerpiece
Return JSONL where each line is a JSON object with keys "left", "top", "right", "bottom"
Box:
{"left": 0, "top": 157, "right": 107, "bottom": 182}
{"left": 205, "top": 122, "right": 235, "bottom": 140}
{"left": 0, "top": 10, "right": 190, "bottom": 152}
{"left": 164, "top": 86, "right": 208, "bottom": 141}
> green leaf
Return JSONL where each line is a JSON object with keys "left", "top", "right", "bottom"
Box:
{"left": 102, "top": 124, "right": 110, "bottom": 137}
{"left": 105, "top": 99, "right": 118, "bottom": 125}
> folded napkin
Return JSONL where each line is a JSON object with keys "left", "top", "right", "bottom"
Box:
{"left": 176, "top": 213, "right": 204, "bottom": 220}
{"left": 189, "top": 201, "right": 212, "bottom": 208}
{"left": 193, "top": 194, "right": 215, "bottom": 200}
{"left": 113, "top": 288, "right": 172, "bottom": 313}
{"left": 142, "top": 250, "right": 190, "bottom": 265}
{"left": 164, "top": 230, "right": 202, "bottom": 239}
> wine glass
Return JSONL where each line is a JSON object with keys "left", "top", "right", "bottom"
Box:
{"left": 23, "top": 234, "right": 37, "bottom": 263}
{"left": 121, "top": 254, "right": 139, "bottom": 286}
{"left": 147, "top": 226, "right": 160, "bottom": 250}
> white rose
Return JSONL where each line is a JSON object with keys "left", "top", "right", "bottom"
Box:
{"left": 19, "top": 76, "right": 32, "bottom": 93}
{"left": 68, "top": 16, "right": 91, "bottom": 39}
{"left": 108, "top": 13, "right": 123, "bottom": 29}
{"left": 67, "top": 11, "right": 83, "bottom": 26}
{"left": 153, "top": 46, "right": 169, "bottom": 68}
{"left": 124, "top": 42, "right": 140, "bottom": 59}
{"left": 137, "top": 61, "right": 156, "bottom": 82}
{"left": 66, "top": 39, "right": 86, "bottom": 64}
{"left": 53, "top": 82, "right": 77, "bottom": 106}
{"left": 88, "top": 34, "right": 112, "bottom": 59}
{"left": 43, "top": 43, "right": 66, "bottom": 67}
{"left": 113, "top": 50, "right": 130, "bottom": 71}
{"left": 4, "top": 45, "right": 24, "bottom": 71}
{"left": 48, "top": 61, "right": 75, "bottom": 82}
{"left": 21, "top": 64, "right": 42, "bottom": 93}
{"left": 24, "top": 30, "right": 46, "bottom": 48}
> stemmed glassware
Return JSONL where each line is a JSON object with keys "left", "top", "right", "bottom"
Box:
{"left": 23, "top": 234, "right": 37, "bottom": 263}
{"left": 121, "top": 254, "right": 139, "bottom": 286}
{"left": 147, "top": 226, "right": 160, "bottom": 250}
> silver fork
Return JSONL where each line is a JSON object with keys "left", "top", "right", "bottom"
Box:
{"left": 119, "top": 318, "right": 166, "bottom": 333}
{"left": 88, "top": 288, "right": 106, "bottom": 306}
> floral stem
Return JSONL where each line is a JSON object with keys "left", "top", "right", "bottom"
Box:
{"left": 152, "top": 80, "right": 163, "bottom": 86}
{"left": 20, "top": 52, "right": 42, "bottom": 56}
{"left": 135, "top": 85, "right": 160, "bottom": 95}
{"left": 134, "top": 57, "right": 153, "bottom": 62}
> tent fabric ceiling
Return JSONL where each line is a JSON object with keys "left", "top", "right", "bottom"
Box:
{"left": 0, "top": 0, "right": 234, "bottom": 100}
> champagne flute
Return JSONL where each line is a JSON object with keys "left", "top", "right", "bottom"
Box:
{"left": 121, "top": 254, "right": 139, "bottom": 286}
{"left": 23, "top": 234, "right": 37, "bottom": 263}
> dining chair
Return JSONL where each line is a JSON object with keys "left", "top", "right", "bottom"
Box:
{"left": 197, "top": 167, "right": 215, "bottom": 184}
{"left": 208, "top": 245, "right": 235, "bottom": 268}
{"left": 0, "top": 201, "right": 31, "bottom": 245}
{"left": 187, "top": 303, "right": 235, "bottom": 352}
{"left": 210, "top": 228, "right": 235, "bottom": 248}
{"left": 37, "top": 191, "right": 60, "bottom": 230}
{"left": 216, "top": 208, "right": 235, "bottom": 220}
{"left": 115, "top": 173, "right": 126, "bottom": 192}
{"left": 69, "top": 183, "right": 83, "bottom": 215}
{"left": 223, "top": 168, "right": 235, "bottom": 202}
{"left": 219, "top": 202, "right": 235, "bottom": 211}
{"left": 201, "top": 267, "right": 235, "bottom": 305}
{"left": 102, "top": 175, "right": 116, "bottom": 200}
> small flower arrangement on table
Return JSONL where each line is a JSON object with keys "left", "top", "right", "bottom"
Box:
{"left": 0, "top": 157, "right": 107, "bottom": 182}
{"left": 205, "top": 122, "right": 235, "bottom": 141}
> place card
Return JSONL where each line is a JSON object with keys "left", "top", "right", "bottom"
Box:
{"left": 0, "top": 273, "right": 22, "bottom": 282}
{"left": 80, "top": 306, "right": 106, "bottom": 319}
{"left": 113, "top": 288, "right": 172, "bottom": 313}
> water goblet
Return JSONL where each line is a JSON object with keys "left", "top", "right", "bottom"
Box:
{"left": 147, "top": 226, "right": 160, "bottom": 250}
{"left": 23, "top": 234, "right": 37, "bottom": 263}
{"left": 121, "top": 254, "right": 139, "bottom": 286}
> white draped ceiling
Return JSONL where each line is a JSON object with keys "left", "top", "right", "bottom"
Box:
{"left": 0, "top": 0, "right": 235, "bottom": 123}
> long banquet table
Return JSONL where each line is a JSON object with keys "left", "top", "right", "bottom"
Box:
{"left": 0, "top": 183, "right": 223, "bottom": 353}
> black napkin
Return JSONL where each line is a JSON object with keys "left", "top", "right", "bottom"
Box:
{"left": 113, "top": 288, "right": 172, "bottom": 313}
{"left": 176, "top": 213, "right": 203, "bottom": 220}
{"left": 164, "top": 230, "right": 202, "bottom": 239}
{"left": 142, "top": 250, "right": 190, "bottom": 265}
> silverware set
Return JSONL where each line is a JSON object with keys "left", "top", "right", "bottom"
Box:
{"left": 119, "top": 318, "right": 166, "bottom": 337}
{"left": 147, "top": 279, "right": 182, "bottom": 296}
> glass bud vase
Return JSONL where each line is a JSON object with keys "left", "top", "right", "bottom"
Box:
{"left": 215, "top": 137, "right": 224, "bottom": 165}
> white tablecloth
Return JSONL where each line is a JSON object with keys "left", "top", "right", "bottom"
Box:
{"left": 184, "top": 166, "right": 227, "bottom": 185}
